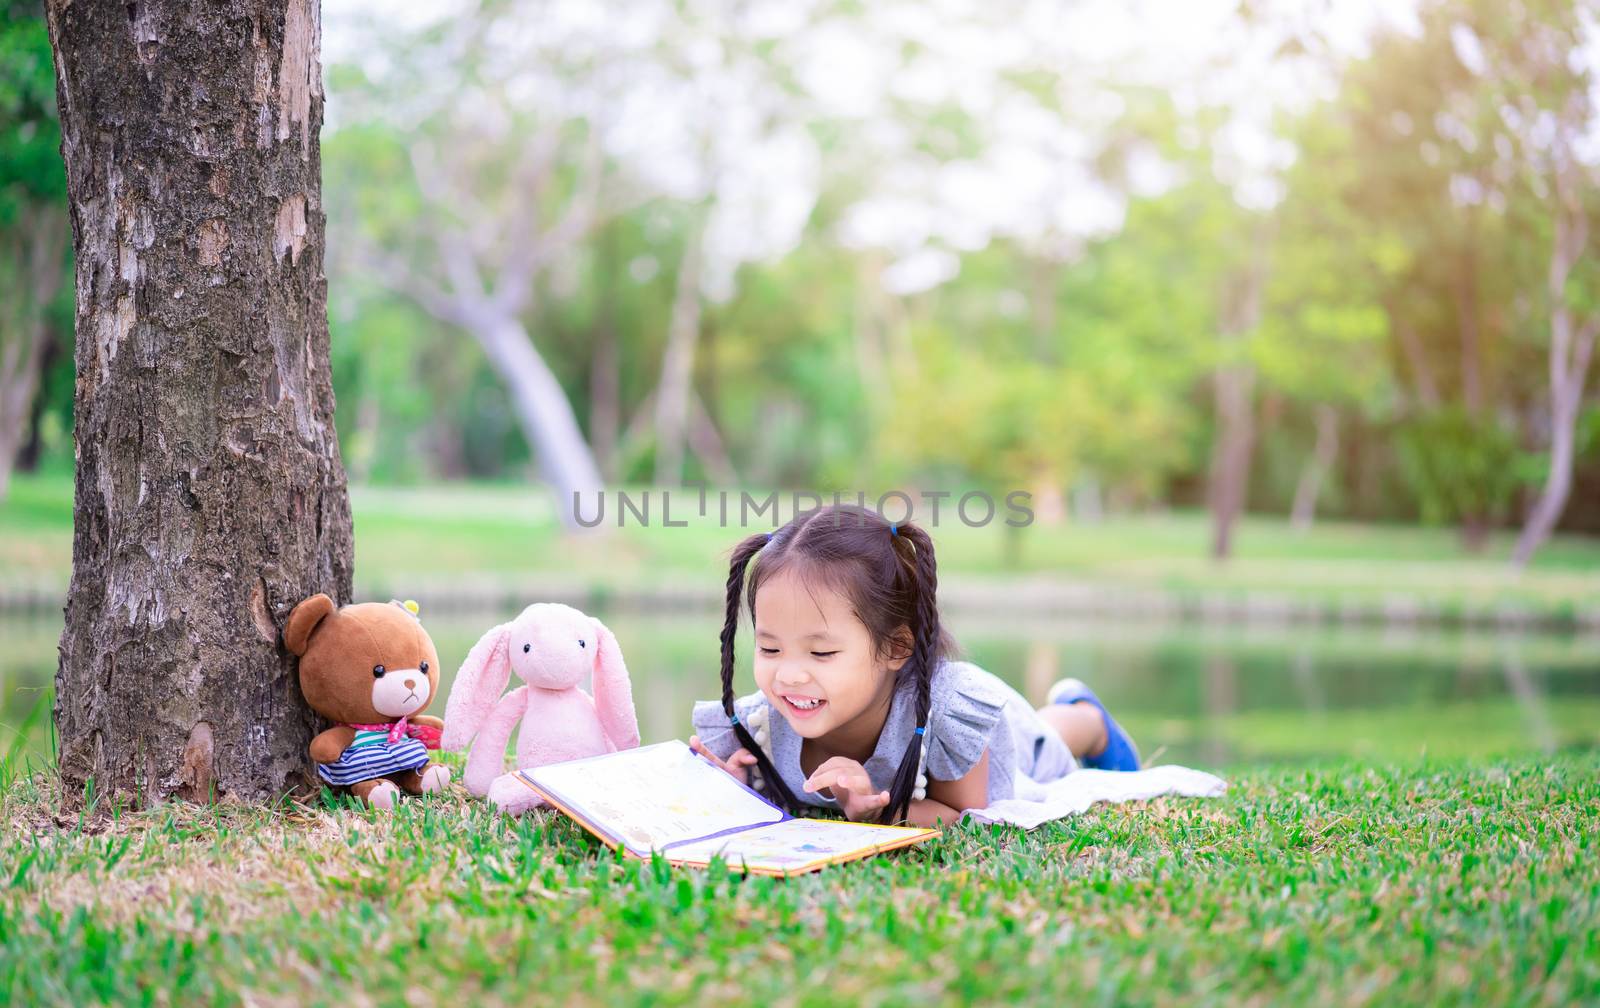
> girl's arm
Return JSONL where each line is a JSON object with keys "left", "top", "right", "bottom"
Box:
{"left": 689, "top": 734, "right": 758, "bottom": 785}
{"left": 805, "top": 749, "right": 993, "bottom": 827}
{"left": 912, "top": 749, "right": 991, "bottom": 829}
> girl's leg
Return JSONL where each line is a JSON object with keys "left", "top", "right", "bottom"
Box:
{"left": 1042, "top": 679, "right": 1142, "bottom": 771}
{"left": 1037, "top": 702, "right": 1108, "bottom": 760}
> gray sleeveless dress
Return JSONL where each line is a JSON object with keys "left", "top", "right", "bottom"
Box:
{"left": 690, "top": 658, "right": 1078, "bottom": 812}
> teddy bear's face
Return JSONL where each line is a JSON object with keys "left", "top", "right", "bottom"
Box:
{"left": 286, "top": 597, "right": 442, "bottom": 725}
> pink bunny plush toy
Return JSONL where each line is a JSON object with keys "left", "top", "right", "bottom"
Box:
{"left": 441, "top": 603, "right": 640, "bottom": 814}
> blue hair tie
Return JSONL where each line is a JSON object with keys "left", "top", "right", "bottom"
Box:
{"left": 730, "top": 713, "right": 741, "bottom": 727}
{"left": 914, "top": 725, "right": 925, "bottom": 736}
{"left": 764, "top": 532, "right": 772, "bottom": 543}
{"left": 890, "top": 524, "right": 899, "bottom": 537}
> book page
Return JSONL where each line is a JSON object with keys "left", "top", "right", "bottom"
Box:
{"left": 525, "top": 740, "right": 785, "bottom": 856}
{"left": 664, "top": 818, "right": 932, "bottom": 874}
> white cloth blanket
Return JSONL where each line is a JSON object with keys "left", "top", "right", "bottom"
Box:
{"left": 963, "top": 765, "right": 1228, "bottom": 830}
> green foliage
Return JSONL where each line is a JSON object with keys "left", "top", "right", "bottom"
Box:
{"left": 10, "top": 0, "right": 1600, "bottom": 538}
{"left": 0, "top": 2, "right": 63, "bottom": 214}
{"left": 1395, "top": 407, "right": 1523, "bottom": 527}
{"left": 0, "top": 3, "right": 73, "bottom": 475}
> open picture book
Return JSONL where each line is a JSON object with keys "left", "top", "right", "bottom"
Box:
{"left": 512, "top": 739, "right": 937, "bottom": 876}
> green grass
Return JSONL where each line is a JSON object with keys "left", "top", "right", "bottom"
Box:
{"left": 1, "top": 752, "right": 1595, "bottom": 1005}
{"left": 4, "top": 473, "right": 1599, "bottom": 621}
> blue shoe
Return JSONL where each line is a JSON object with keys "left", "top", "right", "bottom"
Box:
{"left": 1047, "top": 678, "right": 1141, "bottom": 771}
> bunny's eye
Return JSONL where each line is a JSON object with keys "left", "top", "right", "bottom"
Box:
{"left": 523, "top": 643, "right": 531, "bottom": 653}
{"left": 419, "top": 661, "right": 429, "bottom": 673}
{"left": 578, "top": 639, "right": 586, "bottom": 649}
{"left": 372, "top": 664, "right": 386, "bottom": 678}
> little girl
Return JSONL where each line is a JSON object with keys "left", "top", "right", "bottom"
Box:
{"left": 688, "top": 504, "right": 1141, "bottom": 828}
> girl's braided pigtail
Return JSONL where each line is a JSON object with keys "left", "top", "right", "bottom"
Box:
{"left": 883, "top": 522, "right": 940, "bottom": 824}
{"left": 720, "top": 531, "right": 801, "bottom": 813}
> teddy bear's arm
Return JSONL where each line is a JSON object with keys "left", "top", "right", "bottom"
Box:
{"left": 310, "top": 726, "right": 357, "bottom": 764}
{"left": 410, "top": 714, "right": 444, "bottom": 730}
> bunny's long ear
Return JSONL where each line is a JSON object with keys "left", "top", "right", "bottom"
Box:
{"left": 441, "top": 622, "right": 511, "bottom": 751}
{"left": 589, "top": 617, "right": 640, "bottom": 751}
{"left": 284, "top": 594, "right": 335, "bottom": 656}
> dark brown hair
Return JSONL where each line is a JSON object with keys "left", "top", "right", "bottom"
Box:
{"left": 718, "top": 504, "right": 956, "bottom": 824}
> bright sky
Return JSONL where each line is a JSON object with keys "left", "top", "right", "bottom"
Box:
{"left": 319, "top": 0, "right": 1483, "bottom": 297}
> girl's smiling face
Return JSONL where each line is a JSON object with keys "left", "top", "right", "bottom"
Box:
{"left": 752, "top": 566, "right": 910, "bottom": 742}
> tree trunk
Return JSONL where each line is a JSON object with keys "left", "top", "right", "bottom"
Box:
{"left": 466, "top": 309, "right": 604, "bottom": 521}
{"left": 617, "top": 387, "right": 736, "bottom": 486}
{"left": 1460, "top": 515, "right": 1492, "bottom": 554}
{"left": 1388, "top": 304, "right": 1441, "bottom": 412}
{"left": 1455, "top": 224, "right": 1483, "bottom": 415}
{"left": 1030, "top": 255, "right": 1058, "bottom": 363}
{"left": 48, "top": 0, "right": 354, "bottom": 806}
{"left": 1290, "top": 404, "right": 1339, "bottom": 533}
{"left": 1207, "top": 255, "right": 1266, "bottom": 562}
{"left": 1511, "top": 314, "right": 1596, "bottom": 568}
{"left": 1511, "top": 159, "right": 1598, "bottom": 571}
{"left": 701, "top": 311, "right": 721, "bottom": 460}
{"left": 589, "top": 226, "right": 620, "bottom": 482}
{"left": 653, "top": 224, "right": 703, "bottom": 486}
{"left": 378, "top": 273, "right": 605, "bottom": 523}
{"left": 1208, "top": 362, "right": 1256, "bottom": 560}
{"left": 0, "top": 203, "right": 68, "bottom": 499}
{"left": 686, "top": 392, "right": 737, "bottom": 486}
{"left": 16, "top": 322, "right": 63, "bottom": 473}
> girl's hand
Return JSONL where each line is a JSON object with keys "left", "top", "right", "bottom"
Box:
{"left": 804, "top": 756, "right": 891, "bottom": 821}
{"left": 689, "top": 735, "right": 757, "bottom": 786}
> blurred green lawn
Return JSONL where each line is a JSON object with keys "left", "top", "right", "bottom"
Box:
{"left": 4, "top": 472, "right": 1597, "bottom": 617}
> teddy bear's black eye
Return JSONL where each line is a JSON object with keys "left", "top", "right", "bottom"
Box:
{"left": 523, "top": 643, "right": 531, "bottom": 653}
{"left": 578, "top": 639, "right": 586, "bottom": 649}
{"left": 419, "top": 661, "right": 429, "bottom": 673}
{"left": 372, "top": 664, "right": 386, "bottom": 678}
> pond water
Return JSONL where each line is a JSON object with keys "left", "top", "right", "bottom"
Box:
{"left": 4, "top": 609, "right": 1597, "bottom": 772}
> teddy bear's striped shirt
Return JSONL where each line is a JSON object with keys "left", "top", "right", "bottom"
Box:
{"left": 316, "top": 735, "right": 431, "bottom": 786}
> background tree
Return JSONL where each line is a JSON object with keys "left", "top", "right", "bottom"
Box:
{"left": 1470, "top": 2, "right": 1600, "bottom": 569}
{"left": 1259, "top": 105, "right": 1399, "bottom": 532}
{"left": 1349, "top": 6, "right": 1533, "bottom": 549}
{"left": 0, "top": 0, "right": 69, "bottom": 500}
{"left": 59, "top": 0, "right": 1578, "bottom": 560}
{"left": 48, "top": 0, "right": 354, "bottom": 805}
{"left": 327, "top": 3, "right": 610, "bottom": 523}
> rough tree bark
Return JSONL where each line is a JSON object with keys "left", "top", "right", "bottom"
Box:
{"left": 48, "top": 0, "right": 354, "bottom": 806}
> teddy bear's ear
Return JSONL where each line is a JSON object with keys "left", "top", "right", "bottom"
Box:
{"left": 284, "top": 593, "right": 336, "bottom": 656}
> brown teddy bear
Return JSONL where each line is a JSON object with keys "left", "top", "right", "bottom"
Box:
{"left": 285, "top": 594, "right": 453, "bottom": 809}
